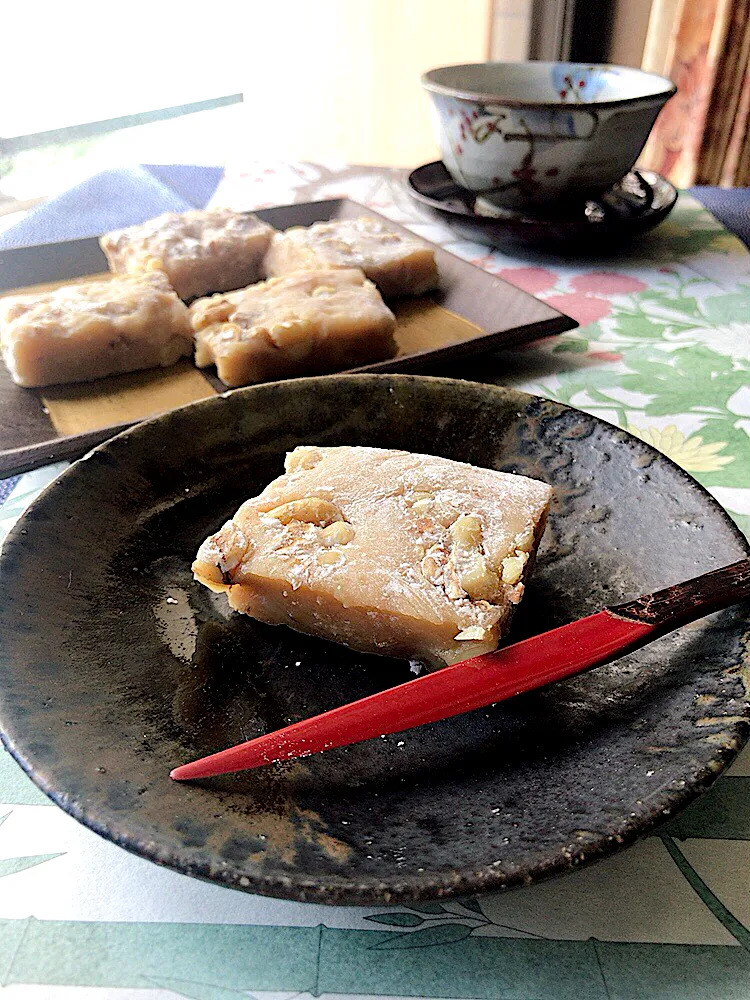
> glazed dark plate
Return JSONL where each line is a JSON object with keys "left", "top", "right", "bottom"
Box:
{"left": 0, "top": 374, "right": 748, "bottom": 905}
{"left": 407, "top": 162, "right": 678, "bottom": 250}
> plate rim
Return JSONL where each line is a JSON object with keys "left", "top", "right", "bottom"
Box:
{"left": 0, "top": 373, "right": 748, "bottom": 905}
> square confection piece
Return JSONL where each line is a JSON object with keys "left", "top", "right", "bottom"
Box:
{"left": 263, "top": 216, "right": 439, "bottom": 298}
{"left": 190, "top": 269, "right": 397, "bottom": 387}
{"left": 0, "top": 272, "right": 192, "bottom": 388}
{"left": 194, "top": 445, "right": 552, "bottom": 668}
{"left": 100, "top": 208, "right": 274, "bottom": 300}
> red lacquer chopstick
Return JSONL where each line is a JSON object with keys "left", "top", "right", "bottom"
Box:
{"left": 171, "top": 558, "right": 750, "bottom": 780}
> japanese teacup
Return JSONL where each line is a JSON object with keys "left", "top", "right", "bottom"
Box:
{"left": 422, "top": 61, "right": 676, "bottom": 207}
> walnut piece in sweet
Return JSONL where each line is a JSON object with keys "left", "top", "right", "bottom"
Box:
{"left": 265, "top": 497, "right": 344, "bottom": 527}
{"left": 320, "top": 521, "right": 355, "bottom": 546}
{"left": 449, "top": 514, "right": 501, "bottom": 602}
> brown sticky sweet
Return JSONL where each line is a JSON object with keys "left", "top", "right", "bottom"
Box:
{"left": 263, "top": 216, "right": 439, "bottom": 298}
{"left": 193, "top": 445, "right": 552, "bottom": 667}
{"left": 100, "top": 209, "right": 274, "bottom": 300}
{"left": 190, "top": 269, "right": 397, "bottom": 387}
{"left": 0, "top": 272, "right": 192, "bottom": 388}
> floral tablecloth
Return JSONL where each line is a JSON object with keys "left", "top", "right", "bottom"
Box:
{"left": 0, "top": 163, "right": 748, "bottom": 999}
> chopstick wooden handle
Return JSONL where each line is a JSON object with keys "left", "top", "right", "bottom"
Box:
{"left": 610, "top": 557, "right": 750, "bottom": 626}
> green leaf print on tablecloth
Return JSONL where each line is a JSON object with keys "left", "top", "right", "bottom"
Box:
{"left": 144, "top": 976, "right": 262, "bottom": 1000}
{"left": 646, "top": 205, "right": 736, "bottom": 257}
{"left": 537, "top": 342, "right": 750, "bottom": 487}
{"left": 467, "top": 197, "right": 750, "bottom": 515}
{"left": 0, "top": 811, "right": 63, "bottom": 879}
{"left": 364, "top": 899, "right": 508, "bottom": 950}
{"left": 701, "top": 291, "right": 750, "bottom": 325}
{"left": 0, "top": 855, "right": 63, "bottom": 879}
{"left": 511, "top": 262, "right": 750, "bottom": 530}
{"left": 625, "top": 347, "right": 747, "bottom": 419}
{"left": 406, "top": 902, "right": 452, "bottom": 915}
{"left": 365, "top": 912, "right": 426, "bottom": 927}
{"left": 553, "top": 336, "right": 590, "bottom": 353}
{"left": 369, "top": 923, "right": 475, "bottom": 950}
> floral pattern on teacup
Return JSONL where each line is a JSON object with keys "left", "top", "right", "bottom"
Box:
{"left": 550, "top": 64, "right": 609, "bottom": 103}
{"left": 435, "top": 94, "right": 606, "bottom": 200}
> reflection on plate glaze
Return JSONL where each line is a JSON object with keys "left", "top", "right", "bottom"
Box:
{"left": 154, "top": 586, "right": 198, "bottom": 663}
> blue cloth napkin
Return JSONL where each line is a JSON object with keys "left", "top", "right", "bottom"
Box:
{"left": 0, "top": 164, "right": 222, "bottom": 249}
{"left": 692, "top": 186, "right": 750, "bottom": 249}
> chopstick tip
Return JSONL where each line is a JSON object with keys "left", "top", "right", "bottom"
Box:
{"left": 169, "top": 744, "right": 271, "bottom": 781}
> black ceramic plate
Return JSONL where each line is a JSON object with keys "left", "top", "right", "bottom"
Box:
{"left": 0, "top": 375, "right": 748, "bottom": 906}
{"left": 407, "top": 163, "right": 678, "bottom": 250}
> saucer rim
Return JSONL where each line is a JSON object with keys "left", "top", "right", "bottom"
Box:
{"left": 405, "top": 161, "right": 678, "bottom": 238}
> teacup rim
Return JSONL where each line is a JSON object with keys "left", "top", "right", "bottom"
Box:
{"left": 421, "top": 60, "right": 677, "bottom": 110}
